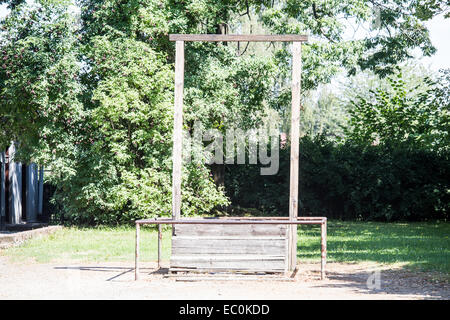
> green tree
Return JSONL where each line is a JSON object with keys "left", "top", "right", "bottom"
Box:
{"left": 1, "top": 0, "right": 448, "bottom": 224}
{"left": 0, "top": 0, "right": 84, "bottom": 178}
{"left": 233, "top": 0, "right": 447, "bottom": 132}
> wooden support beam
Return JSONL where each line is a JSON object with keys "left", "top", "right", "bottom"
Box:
{"left": 172, "top": 40, "right": 185, "bottom": 223}
{"left": 158, "top": 224, "right": 162, "bottom": 269}
{"left": 321, "top": 219, "right": 327, "bottom": 280}
{"left": 135, "top": 222, "right": 140, "bottom": 280}
{"left": 288, "top": 42, "right": 302, "bottom": 271}
{"left": 169, "top": 34, "right": 308, "bottom": 42}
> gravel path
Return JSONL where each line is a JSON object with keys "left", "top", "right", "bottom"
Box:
{"left": 0, "top": 257, "right": 448, "bottom": 299}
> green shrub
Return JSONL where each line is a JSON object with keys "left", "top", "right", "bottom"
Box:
{"left": 225, "top": 136, "right": 449, "bottom": 221}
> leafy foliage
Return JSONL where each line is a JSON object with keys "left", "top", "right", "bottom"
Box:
{"left": 226, "top": 70, "right": 449, "bottom": 221}
{"left": 1, "top": 0, "right": 448, "bottom": 224}
{"left": 345, "top": 70, "right": 450, "bottom": 153}
{"left": 226, "top": 135, "right": 450, "bottom": 221}
{"left": 1, "top": 1, "right": 231, "bottom": 224}
{"left": 0, "top": 1, "right": 85, "bottom": 177}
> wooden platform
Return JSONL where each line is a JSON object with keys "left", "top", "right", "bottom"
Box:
{"left": 134, "top": 217, "right": 327, "bottom": 280}
{"left": 170, "top": 224, "right": 288, "bottom": 273}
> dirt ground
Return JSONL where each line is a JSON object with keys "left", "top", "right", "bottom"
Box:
{"left": 0, "top": 257, "right": 448, "bottom": 300}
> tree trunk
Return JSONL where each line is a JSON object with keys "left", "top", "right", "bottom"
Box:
{"left": 211, "top": 163, "right": 225, "bottom": 189}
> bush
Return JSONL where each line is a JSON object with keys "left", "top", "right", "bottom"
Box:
{"left": 225, "top": 136, "right": 449, "bottom": 221}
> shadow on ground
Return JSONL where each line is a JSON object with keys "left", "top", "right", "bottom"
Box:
{"left": 306, "top": 263, "right": 449, "bottom": 299}
{"left": 53, "top": 262, "right": 449, "bottom": 299}
{"left": 298, "top": 221, "right": 450, "bottom": 273}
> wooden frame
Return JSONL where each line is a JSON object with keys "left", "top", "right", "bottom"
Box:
{"left": 168, "top": 34, "right": 308, "bottom": 273}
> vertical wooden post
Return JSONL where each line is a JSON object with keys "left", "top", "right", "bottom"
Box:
{"left": 158, "top": 224, "right": 162, "bottom": 269}
{"left": 135, "top": 222, "right": 140, "bottom": 280}
{"left": 321, "top": 219, "right": 327, "bottom": 280}
{"left": 172, "top": 40, "right": 185, "bottom": 226}
{"left": 288, "top": 42, "right": 302, "bottom": 271}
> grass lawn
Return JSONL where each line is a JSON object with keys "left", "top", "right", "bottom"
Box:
{"left": 299, "top": 221, "right": 449, "bottom": 273}
{"left": 1, "top": 221, "right": 449, "bottom": 274}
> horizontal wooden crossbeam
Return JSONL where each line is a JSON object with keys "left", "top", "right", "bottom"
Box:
{"left": 135, "top": 217, "right": 326, "bottom": 225}
{"left": 169, "top": 34, "right": 308, "bottom": 42}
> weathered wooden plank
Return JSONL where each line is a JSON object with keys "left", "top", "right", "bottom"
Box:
{"left": 172, "top": 251, "right": 286, "bottom": 257}
{"left": 172, "top": 255, "right": 285, "bottom": 261}
{"left": 288, "top": 41, "right": 302, "bottom": 271}
{"left": 169, "top": 267, "right": 285, "bottom": 274}
{"left": 174, "top": 224, "right": 288, "bottom": 237}
{"left": 137, "top": 217, "right": 325, "bottom": 224}
{"left": 169, "top": 34, "right": 308, "bottom": 42}
{"left": 172, "top": 276, "right": 294, "bottom": 281}
{"left": 172, "top": 238, "right": 286, "bottom": 255}
{"left": 172, "top": 40, "right": 184, "bottom": 224}
{"left": 170, "top": 262, "right": 286, "bottom": 272}
{"left": 173, "top": 236, "right": 286, "bottom": 240}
